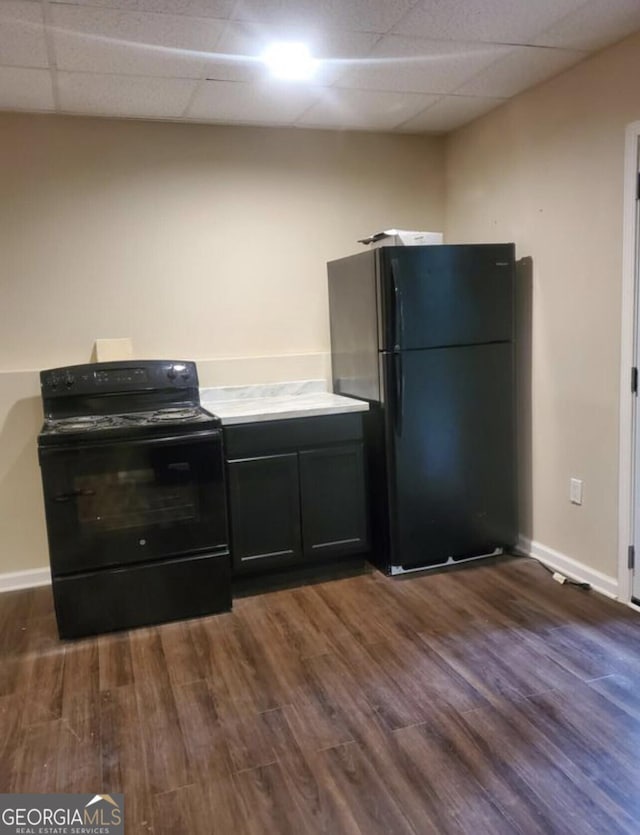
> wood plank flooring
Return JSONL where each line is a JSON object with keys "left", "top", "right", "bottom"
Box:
{"left": 1, "top": 556, "right": 640, "bottom": 834}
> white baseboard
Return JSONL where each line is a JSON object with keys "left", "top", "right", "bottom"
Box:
{"left": 517, "top": 536, "right": 618, "bottom": 600}
{"left": 0, "top": 567, "right": 51, "bottom": 593}
{"left": 0, "top": 540, "right": 620, "bottom": 601}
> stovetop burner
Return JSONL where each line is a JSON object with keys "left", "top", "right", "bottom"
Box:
{"left": 148, "top": 407, "right": 201, "bottom": 422}
{"left": 48, "top": 415, "right": 118, "bottom": 432}
{"left": 40, "top": 405, "right": 220, "bottom": 445}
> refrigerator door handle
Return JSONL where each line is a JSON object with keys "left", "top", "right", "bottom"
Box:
{"left": 390, "top": 259, "right": 404, "bottom": 349}
{"left": 394, "top": 352, "right": 404, "bottom": 436}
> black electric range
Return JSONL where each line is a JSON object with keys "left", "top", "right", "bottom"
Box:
{"left": 37, "top": 360, "right": 231, "bottom": 639}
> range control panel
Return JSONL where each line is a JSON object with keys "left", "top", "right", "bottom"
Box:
{"left": 40, "top": 360, "right": 198, "bottom": 397}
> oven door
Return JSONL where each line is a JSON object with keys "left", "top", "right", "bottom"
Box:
{"left": 39, "top": 430, "right": 228, "bottom": 575}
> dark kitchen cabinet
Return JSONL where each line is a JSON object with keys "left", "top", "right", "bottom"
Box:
{"left": 224, "top": 413, "right": 369, "bottom": 574}
{"left": 227, "top": 453, "right": 302, "bottom": 572}
{"left": 299, "top": 445, "right": 367, "bottom": 558}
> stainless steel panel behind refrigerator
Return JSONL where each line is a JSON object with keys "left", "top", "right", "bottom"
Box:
{"left": 328, "top": 244, "right": 517, "bottom": 574}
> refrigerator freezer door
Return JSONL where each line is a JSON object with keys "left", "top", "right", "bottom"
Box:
{"left": 382, "top": 342, "right": 516, "bottom": 569}
{"left": 379, "top": 244, "right": 514, "bottom": 351}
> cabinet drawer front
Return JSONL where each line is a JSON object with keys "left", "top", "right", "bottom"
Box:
{"left": 224, "top": 413, "right": 363, "bottom": 458}
{"left": 53, "top": 552, "right": 231, "bottom": 639}
{"left": 299, "top": 443, "right": 368, "bottom": 558}
{"left": 227, "top": 453, "right": 302, "bottom": 572}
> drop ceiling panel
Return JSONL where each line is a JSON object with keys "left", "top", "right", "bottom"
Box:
{"left": 456, "top": 44, "right": 586, "bottom": 98}
{"left": 232, "top": 0, "right": 417, "bottom": 35}
{"left": 51, "top": 4, "right": 225, "bottom": 77}
{"left": 336, "top": 35, "right": 513, "bottom": 95}
{"left": 49, "top": 0, "right": 236, "bottom": 17}
{"left": 58, "top": 71, "right": 196, "bottom": 116}
{"left": 0, "top": 66, "right": 54, "bottom": 110}
{"left": 533, "top": 0, "right": 640, "bottom": 52}
{"left": 1, "top": 0, "right": 640, "bottom": 131}
{"left": 398, "top": 94, "right": 507, "bottom": 133}
{"left": 392, "top": 0, "right": 587, "bottom": 46}
{"left": 209, "top": 20, "right": 379, "bottom": 84}
{"left": 0, "top": 1, "right": 49, "bottom": 68}
{"left": 187, "top": 78, "right": 322, "bottom": 124}
{"left": 297, "top": 87, "right": 439, "bottom": 131}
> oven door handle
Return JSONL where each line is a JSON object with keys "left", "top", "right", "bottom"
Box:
{"left": 53, "top": 488, "right": 96, "bottom": 503}
{"left": 39, "top": 428, "right": 222, "bottom": 457}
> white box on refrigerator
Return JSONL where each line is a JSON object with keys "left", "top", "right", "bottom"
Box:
{"left": 358, "top": 229, "right": 444, "bottom": 248}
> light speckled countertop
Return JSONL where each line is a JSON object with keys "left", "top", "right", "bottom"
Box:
{"left": 200, "top": 380, "right": 369, "bottom": 426}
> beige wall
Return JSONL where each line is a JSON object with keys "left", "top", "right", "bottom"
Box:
{"left": 445, "top": 30, "right": 640, "bottom": 580}
{"left": 10, "top": 25, "right": 639, "bottom": 587}
{"left": 0, "top": 114, "right": 445, "bottom": 576}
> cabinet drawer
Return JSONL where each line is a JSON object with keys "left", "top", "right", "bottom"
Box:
{"left": 53, "top": 552, "right": 231, "bottom": 639}
{"left": 224, "top": 413, "right": 363, "bottom": 458}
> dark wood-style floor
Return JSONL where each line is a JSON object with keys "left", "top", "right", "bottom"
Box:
{"left": 1, "top": 556, "right": 640, "bottom": 834}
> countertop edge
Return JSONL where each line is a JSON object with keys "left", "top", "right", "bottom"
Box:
{"left": 204, "top": 399, "right": 368, "bottom": 426}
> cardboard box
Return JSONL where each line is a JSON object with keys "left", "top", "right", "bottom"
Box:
{"left": 358, "top": 229, "right": 443, "bottom": 248}
{"left": 92, "top": 338, "right": 134, "bottom": 362}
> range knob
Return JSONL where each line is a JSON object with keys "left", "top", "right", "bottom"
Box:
{"left": 167, "top": 366, "right": 177, "bottom": 380}
{"left": 49, "top": 374, "right": 59, "bottom": 389}
{"left": 64, "top": 373, "right": 75, "bottom": 388}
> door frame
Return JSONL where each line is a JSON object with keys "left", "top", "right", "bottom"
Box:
{"left": 617, "top": 120, "right": 640, "bottom": 606}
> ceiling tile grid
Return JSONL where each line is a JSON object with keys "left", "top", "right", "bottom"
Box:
{"left": 533, "top": 0, "right": 640, "bottom": 52}
{"left": 392, "top": 0, "right": 588, "bottom": 46}
{"left": 57, "top": 70, "right": 197, "bottom": 116}
{"left": 334, "top": 35, "right": 515, "bottom": 95}
{"left": 397, "top": 93, "right": 507, "bottom": 134}
{"left": 0, "top": 0, "right": 49, "bottom": 68}
{"left": 0, "top": 0, "right": 639, "bottom": 131}
{"left": 50, "top": 4, "right": 226, "bottom": 77}
{"left": 297, "top": 86, "right": 440, "bottom": 131}
{"left": 186, "top": 77, "right": 322, "bottom": 124}
{"left": 48, "top": 0, "right": 237, "bottom": 16}
{"left": 0, "top": 65, "right": 54, "bottom": 109}
{"left": 230, "top": 0, "right": 418, "bottom": 36}
{"left": 455, "top": 43, "right": 587, "bottom": 99}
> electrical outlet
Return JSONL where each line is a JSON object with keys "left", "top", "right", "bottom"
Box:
{"left": 570, "top": 477, "right": 583, "bottom": 505}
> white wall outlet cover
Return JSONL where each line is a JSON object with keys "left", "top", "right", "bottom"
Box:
{"left": 570, "top": 477, "right": 583, "bottom": 505}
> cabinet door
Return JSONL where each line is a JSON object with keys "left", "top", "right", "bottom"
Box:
{"left": 227, "top": 454, "right": 302, "bottom": 572}
{"left": 299, "top": 444, "right": 368, "bottom": 558}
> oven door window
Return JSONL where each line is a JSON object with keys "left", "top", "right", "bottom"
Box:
{"left": 74, "top": 462, "right": 198, "bottom": 533}
{"left": 41, "top": 434, "right": 228, "bottom": 575}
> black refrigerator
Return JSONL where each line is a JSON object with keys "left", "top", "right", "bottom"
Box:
{"left": 328, "top": 243, "right": 517, "bottom": 575}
